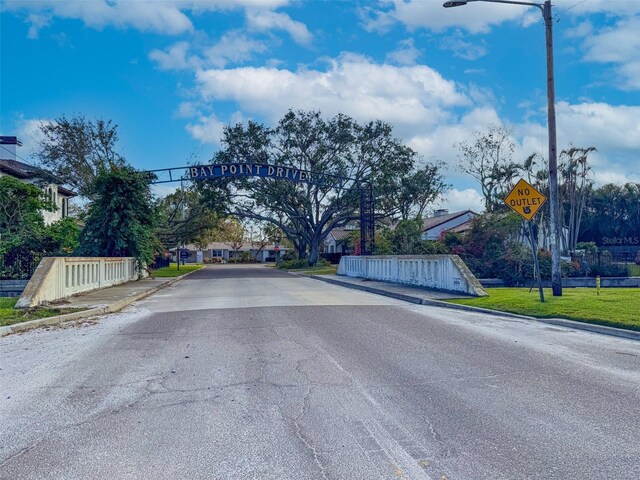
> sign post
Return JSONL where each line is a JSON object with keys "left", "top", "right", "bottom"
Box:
{"left": 526, "top": 220, "right": 545, "bottom": 303}
{"left": 505, "top": 179, "right": 548, "bottom": 303}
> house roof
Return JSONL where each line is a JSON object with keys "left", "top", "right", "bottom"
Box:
{"left": 183, "top": 241, "right": 288, "bottom": 252}
{"left": 446, "top": 219, "right": 475, "bottom": 234}
{"left": 329, "top": 228, "right": 356, "bottom": 242}
{"left": 0, "top": 159, "right": 77, "bottom": 197}
{"left": 422, "top": 210, "right": 477, "bottom": 232}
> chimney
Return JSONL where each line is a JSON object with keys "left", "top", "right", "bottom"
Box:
{"left": 433, "top": 208, "right": 449, "bottom": 217}
{"left": 0, "top": 136, "right": 22, "bottom": 161}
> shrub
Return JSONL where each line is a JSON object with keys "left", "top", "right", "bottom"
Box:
{"left": 203, "top": 257, "right": 223, "bottom": 264}
{"left": 277, "top": 259, "right": 311, "bottom": 269}
{"left": 277, "top": 258, "right": 329, "bottom": 269}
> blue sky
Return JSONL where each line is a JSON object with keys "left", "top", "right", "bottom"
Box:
{"left": 1, "top": 0, "right": 639, "bottom": 211}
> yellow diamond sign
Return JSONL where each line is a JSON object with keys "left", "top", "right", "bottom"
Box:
{"left": 504, "top": 178, "right": 547, "bottom": 221}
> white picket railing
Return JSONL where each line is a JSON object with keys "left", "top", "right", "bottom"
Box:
{"left": 16, "top": 257, "right": 145, "bottom": 308}
{"left": 337, "top": 255, "right": 487, "bottom": 296}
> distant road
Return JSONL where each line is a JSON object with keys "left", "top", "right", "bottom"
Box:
{"left": 2, "top": 265, "right": 639, "bottom": 479}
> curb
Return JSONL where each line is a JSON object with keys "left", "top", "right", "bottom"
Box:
{"left": 308, "top": 274, "right": 640, "bottom": 342}
{"left": 0, "top": 269, "right": 200, "bottom": 338}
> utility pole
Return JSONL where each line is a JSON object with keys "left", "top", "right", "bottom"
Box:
{"left": 444, "top": 0, "right": 563, "bottom": 295}
{"left": 543, "top": 0, "right": 562, "bottom": 296}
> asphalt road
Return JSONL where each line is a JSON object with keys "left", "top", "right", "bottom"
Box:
{"left": 1, "top": 265, "right": 639, "bottom": 480}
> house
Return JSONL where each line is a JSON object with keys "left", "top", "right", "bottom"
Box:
{"left": 421, "top": 209, "right": 479, "bottom": 240}
{"left": 178, "top": 241, "right": 289, "bottom": 263}
{"left": 324, "top": 228, "right": 357, "bottom": 254}
{"left": 0, "top": 136, "right": 76, "bottom": 225}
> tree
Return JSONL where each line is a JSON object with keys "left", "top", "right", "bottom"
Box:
{"left": 392, "top": 162, "right": 449, "bottom": 221}
{"left": 155, "top": 187, "right": 225, "bottom": 250}
{"left": 385, "top": 218, "right": 424, "bottom": 254}
{"left": 36, "top": 115, "right": 126, "bottom": 198}
{"left": 0, "top": 177, "right": 80, "bottom": 277}
{"left": 202, "top": 110, "right": 425, "bottom": 265}
{"left": 559, "top": 146, "right": 595, "bottom": 253}
{"left": 456, "top": 125, "right": 519, "bottom": 212}
{"left": 580, "top": 182, "right": 640, "bottom": 245}
{"left": 77, "top": 166, "right": 157, "bottom": 268}
{"left": 246, "top": 221, "right": 284, "bottom": 260}
{"left": 0, "top": 176, "right": 53, "bottom": 246}
{"left": 216, "top": 218, "right": 245, "bottom": 256}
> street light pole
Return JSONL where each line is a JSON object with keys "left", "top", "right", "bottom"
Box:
{"left": 444, "top": 0, "right": 562, "bottom": 296}
{"left": 542, "top": 1, "right": 562, "bottom": 296}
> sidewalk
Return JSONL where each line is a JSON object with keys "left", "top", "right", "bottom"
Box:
{"left": 0, "top": 274, "right": 192, "bottom": 337}
{"left": 307, "top": 274, "right": 640, "bottom": 341}
{"left": 308, "top": 274, "right": 467, "bottom": 303}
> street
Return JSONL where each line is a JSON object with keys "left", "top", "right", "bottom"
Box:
{"left": 1, "top": 265, "right": 639, "bottom": 479}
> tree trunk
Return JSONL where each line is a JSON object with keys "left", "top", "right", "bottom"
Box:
{"left": 308, "top": 239, "right": 320, "bottom": 266}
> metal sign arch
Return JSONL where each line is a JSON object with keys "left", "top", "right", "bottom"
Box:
{"left": 148, "top": 162, "right": 375, "bottom": 256}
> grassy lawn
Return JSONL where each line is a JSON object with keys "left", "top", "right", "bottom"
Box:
{"left": 151, "top": 264, "right": 203, "bottom": 278}
{"left": 446, "top": 287, "right": 640, "bottom": 331}
{"left": 628, "top": 264, "right": 640, "bottom": 276}
{"left": 292, "top": 265, "right": 338, "bottom": 275}
{"left": 0, "top": 298, "right": 85, "bottom": 327}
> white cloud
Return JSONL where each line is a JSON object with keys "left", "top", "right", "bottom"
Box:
{"left": 517, "top": 101, "right": 640, "bottom": 185}
{"left": 555, "top": 101, "right": 640, "bottom": 151}
{"left": 363, "top": 0, "right": 640, "bottom": 36}
{"left": 150, "top": 32, "right": 267, "bottom": 71}
{"left": 11, "top": 117, "right": 51, "bottom": 160}
{"left": 435, "top": 188, "right": 485, "bottom": 213}
{"left": 203, "top": 31, "right": 268, "bottom": 68}
{"left": 8, "top": 0, "right": 194, "bottom": 35}
{"left": 440, "top": 31, "right": 487, "bottom": 60}
{"left": 149, "top": 41, "right": 199, "bottom": 71}
{"left": 406, "top": 106, "right": 502, "bottom": 171}
{"left": 386, "top": 38, "right": 421, "bottom": 66}
{"left": 5, "top": 0, "right": 291, "bottom": 36}
{"left": 25, "top": 12, "right": 51, "bottom": 39}
{"left": 553, "top": 0, "right": 640, "bottom": 16}
{"left": 245, "top": 10, "right": 312, "bottom": 45}
{"left": 192, "top": 54, "right": 469, "bottom": 135}
{"left": 186, "top": 113, "right": 226, "bottom": 145}
{"left": 581, "top": 15, "right": 640, "bottom": 90}
{"left": 368, "top": 0, "right": 531, "bottom": 34}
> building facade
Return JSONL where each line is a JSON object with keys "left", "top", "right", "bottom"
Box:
{"left": 0, "top": 136, "right": 76, "bottom": 225}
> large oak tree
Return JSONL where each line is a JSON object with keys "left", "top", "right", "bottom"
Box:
{"left": 197, "top": 110, "right": 446, "bottom": 265}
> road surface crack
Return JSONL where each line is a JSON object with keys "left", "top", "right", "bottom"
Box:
{"left": 293, "top": 419, "right": 329, "bottom": 480}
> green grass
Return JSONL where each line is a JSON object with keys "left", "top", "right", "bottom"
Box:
{"left": 292, "top": 266, "right": 338, "bottom": 275}
{"left": 0, "top": 297, "right": 85, "bottom": 327}
{"left": 151, "top": 263, "right": 203, "bottom": 278}
{"left": 446, "top": 287, "right": 640, "bottom": 331}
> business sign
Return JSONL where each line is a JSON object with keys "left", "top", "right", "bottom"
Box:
{"left": 188, "top": 163, "right": 311, "bottom": 183}
{"left": 179, "top": 250, "right": 189, "bottom": 259}
{"left": 504, "top": 178, "right": 547, "bottom": 221}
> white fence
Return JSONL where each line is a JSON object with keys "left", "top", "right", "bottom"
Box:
{"left": 337, "top": 255, "right": 487, "bottom": 297}
{"left": 16, "top": 257, "right": 145, "bottom": 308}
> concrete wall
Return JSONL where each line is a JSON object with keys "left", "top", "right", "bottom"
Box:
{"left": 16, "top": 257, "right": 145, "bottom": 308}
{"left": 337, "top": 255, "right": 488, "bottom": 297}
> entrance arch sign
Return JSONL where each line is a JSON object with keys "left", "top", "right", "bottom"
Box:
{"left": 148, "top": 162, "right": 375, "bottom": 256}
{"left": 189, "top": 163, "right": 311, "bottom": 183}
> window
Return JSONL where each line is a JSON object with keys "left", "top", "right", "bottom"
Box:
{"left": 211, "top": 249, "right": 223, "bottom": 258}
{"left": 61, "top": 198, "right": 68, "bottom": 218}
